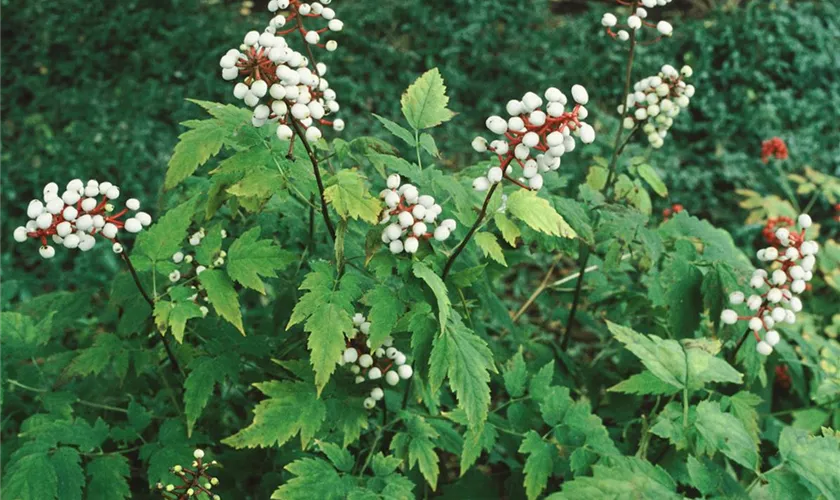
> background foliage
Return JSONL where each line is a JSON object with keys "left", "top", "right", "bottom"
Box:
{"left": 2, "top": 0, "right": 839, "bottom": 498}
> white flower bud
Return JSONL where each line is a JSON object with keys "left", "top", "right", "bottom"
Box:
{"left": 363, "top": 397, "right": 376, "bottom": 409}
{"left": 194, "top": 449, "right": 205, "bottom": 460}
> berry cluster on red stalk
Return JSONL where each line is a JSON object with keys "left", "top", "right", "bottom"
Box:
{"left": 379, "top": 174, "right": 456, "bottom": 254}
{"left": 13, "top": 179, "right": 151, "bottom": 259}
{"left": 761, "top": 137, "right": 789, "bottom": 163}
{"left": 157, "top": 449, "right": 221, "bottom": 500}
{"left": 472, "top": 86, "right": 595, "bottom": 192}
{"left": 721, "top": 214, "right": 819, "bottom": 356}
{"left": 762, "top": 216, "right": 795, "bottom": 246}
{"left": 601, "top": 0, "right": 674, "bottom": 43}
{"left": 219, "top": 0, "right": 344, "bottom": 144}
{"left": 338, "top": 313, "right": 413, "bottom": 409}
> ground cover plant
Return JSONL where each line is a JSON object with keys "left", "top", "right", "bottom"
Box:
{"left": 2, "top": 0, "right": 839, "bottom": 498}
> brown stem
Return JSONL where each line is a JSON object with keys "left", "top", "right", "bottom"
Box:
{"left": 442, "top": 183, "right": 499, "bottom": 280}
{"left": 287, "top": 114, "right": 336, "bottom": 240}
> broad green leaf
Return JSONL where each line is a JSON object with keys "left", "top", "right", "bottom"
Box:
{"left": 199, "top": 269, "right": 244, "bottom": 334}
{"left": 134, "top": 198, "right": 196, "bottom": 270}
{"left": 503, "top": 349, "right": 528, "bottom": 398}
{"left": 586, "top": 165, "right": 608, "bottom": 190}
{"left": 372, "top": 113, "right": 416, "bottom": 146}
{"left": 153, "top": 299, "right": 203, "bottom": 343}
{"left": 474, "top": 232, "right": 507, "bottom": 266}
{"left": 686, "top": 455, "right": 748, "bottom": 498}
{"left": 494, "top": 213, "right": 520, "bottom": 247}
{"left": 165, "top": 120, "right": 226, "bottom": 189}
{"left": 550, "top": 457, "right": 680, "bottom": 499}
{"left": 608, "top": 371, "right": 680, "bottom": 396}
{"left": 271, "top": 458, "right": 346, "bottom": 500}
{"left": 554, "top": 198, "right": 594, "bottom": 244}
{"left": 2, "top": 449, "right": 58, "bottom": 500}
{"left": 318, "top": 441, "right": 355, "bottom": 472}
{"left": 390, "top": 415, "right": 440, "bottom": 489}
{"left": 364, "top": 285, "right": 403, "bottom": 349}
{"left": 412, "top": 262, "right": 451, "bottom": 334}
{"left": 419, "top": 133, "right": 440, "bottom": 158}
{"left": 460, "top": 422, "right": 497, "bottom": 475}
{"left": 184, "top": 355, "right": 238, "bottom": 437}
{"left": 778, "top": 427, "right": 840, "bottom": 499}
{"left": 637, "top": 164, "right": 668, "bottom": 197}
{"left": 540, "top": 386, "right": 573, "bottom": 427}
{"left": 86, "top": 455, "right": 131, "bottom": 500}
{"left": 324, "top": 169, "right": 382, "bottom": 224}
{"left": 400, "top": 68, "right": 456, "bottom": 130}
{"left": 51, "top": 448, "right": 83, "bottom": 500}
{"left": 370, "top": 453, "right": 403, "bottom": 477}
{"left": 695, "top": 401, "right": 758, "bottom": 470}
{"left": 722, "top": 391, "right": 762, "bottom": 446}
{"left": 223, "top": 380, "right": 326, "bottom": 449}
{"left": 428, "top": 320, "right": 495, "bottom": 429}
{"left": 519, "top": 431, "right": 555, "bottom": 500}
{"left": 226, "top": 227, "right": 296, "bottom": 294}
{"left": 529, "top": 361, "right": 555, "bottom": 403}
{"left": 507, "top": 190, "right": 576, "bottom": 238}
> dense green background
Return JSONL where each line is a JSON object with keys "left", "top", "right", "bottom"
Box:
{"left": 2, "top": 0, "right": 838, "bottom": 302}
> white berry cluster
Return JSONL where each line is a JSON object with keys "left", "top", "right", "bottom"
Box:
{"left": 721, "top": 214, "right": 820, "bottom": 356}
{"left": 156, "top": 449, "right": 221, "bottom": 500}
{"left": 168, "top": 228, "right": 230, "bottom": 318}
{"left": 471, "top": 86, "right": 595, "bottom": 192}
{"left": 13, "top": 179, "right": 151, "bottom": 259}
{"left": 601, "top": 0, "right": 674, "bottom": 42}
{"left": 618, "top": 64, "right": 695, "bottom": 148}
{"left": 338, "top": 313, "right": 413, "bottom": 409}
{"left": 378, "top": 174, "right": 457, "bottom": 254}
{"left": 219, "top": 0, "right": 344, "bottom": 143}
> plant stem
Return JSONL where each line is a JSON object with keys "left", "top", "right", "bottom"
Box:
{"left": 729, "top": 327, "right": 752, "bottom": 365}
{"left": 442, "top": 182, "right": 499, "bottom": 280}
{"left": 287, "top": 116, "right": 336, "bottom": 240}
{"left": 773, "top": 160, "right": 801, "bottom": 212}
{"left": 118, "top": 247, "right": 184, "bottom": 378}
{"left": 561, "top": 15, "right": 639, "bottom": 350}
{"left": 415, "top": 129, "right": 423, "bottom": 169}
{"left": 802, "top": 190, "right": 820, "bottom": 215}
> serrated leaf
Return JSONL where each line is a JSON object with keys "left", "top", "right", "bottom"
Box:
{"left": 2, "top": 449, "right": 58, "bottom": 500}
{"left": 134, "top": 198, "right": 196, "bottom": 270}
{"left": 474, "top": 232, "right": 507, "bottom": 266}
{"left": 507, "top": 190, "right": 576, "bottom": 238}
{"left": 419, "top": 133, "right": 440, "bottom": 158}
{"left": 86, "top": 455, "right": 131, "bottom": 500}
{"left": 540, "top": 386, "right": 573, "bottom": 426}
{"left": 370, "top": 453, "right": 403, "bottom": 477}
{"left": 686, "top": 455, "right": 748, "bottom": 498}
{"left": 778, "top": 427, "right": 840, "bottom": 499}
{"left": 551, "top": 456, "right": 680, "bottom": 499}
{"left": 637, "top": 164, "right": 668, "bottom": 197}
{"left": 503, "top": 349, "right": 528, "bottom": 398}
{"left": 364, "top": 285, "right": 402, "bottom": 349}
{"left": 272, "top": 458, "right": 346, "bottom": 499}
{"left": 318, "top": 441, "right": 355, "bottom": 472}
{"left": 412, "top": 262, "right": 450, "bottom": 334}
{"left": 519, "top": 431, "right": 555, "bottom": 500}
{"left": 226, "top": 227, "right": 295, "bottom": 294}
{"left": 184, "top": 355, "right": 237, "bottom": 437}
{"left": 165, "top": 120, "right": 226, "bottom": 189}
{"left": 50, "top": 448, "right": 83, "bottom": 500}
{"left": 199, "top": 269, "right": 244, "bottom": 334}
{"left": 390, "top": 415, "right": 440, "bottom": 489}
{"left": 608, "top": 371, "right": 681, "bottom": 396}
{"left": 324, "top": 169, "right": 382, "bottom": 224}
{"left": 400, "top": 68, "right": 456, "bottom": 130}
{"left": 223, "top": 380, "right": 326, "bottom": 449}
{"left": 154, "top": 299, "right": 203, "bottom": 343}
{"left": 494, "top": 213, "right": 520, "bottom": 247}
{"left": 428, "top": 319, "right": 494, "bottom": 429}
{"left": 372, "top": 114, "right": 416, "bottom": 146}
{"left": 695, "top": 400, "right": 758, "bottom": 470}
{"left": 529, "top": 361, "right": 555, "bottom": 403}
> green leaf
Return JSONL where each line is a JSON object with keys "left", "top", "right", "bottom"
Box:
{"left": 370, "top": 453, "right": 403, "bottom": 477}
{"left": 412, "top": 262, "right": 451, "bottom": 334}
{"left": 722, "top": 391, "right": 762, "bottom": 446}
{"left": 318, "top": 441, "right": 355, "bottom": 472}
{"left": 428, "top": 319, "right": 494, "bottom": 429}
{"left": 199, "top": 269, "right": 244, "bottom": 334}
{"left": 226, "top": 227, "right": 295, "bottom": 294}
{"left": 271, "top": 458, "right": 346, "bottom": 500}
{"left": 390, "top": 415, "right": 440, "bottom": 489}
{"left": 323, "top": 169, "right": 382, "bottom": 224}
{"left": 608, "top": 371, "right": 680, "bottom": 396}
{"left": 51, "top": 448, "right": 84, "bottom": 500}
{"left": 503, "top": 349, "right": 529, "bottom": 398}
{"left": 553, "top": 198, "right": 594, "bottom": 244}
{"left": 223, "top": 380, "right": 326, "bottom": 449}
{"left": 86, "top": 455, "right": 131, "bottom": 500}
{"left": 686, "top": 455, "right": 748, "bottom": 498}
{"left": 540, "top": 386, "right": 573, "bottom": 427}
{"left": 364, "top": 285, "right": 403, "bottom": 349}
{"left": 153, "top": 299, "right": 203, "bottom": 343}
{"left": 637, "top": 164, "right": 668, "bottom": 197}
{"left": 400, "top": 68, "right": 456, "bottom": 130}
{"left": 519, "top": 431, "right": 555, "bottom": 500}
{"left": 494, "top": 213, "right": 520, "bottom": 247}
{"left": 184, "top": 355, "right": 237, "bottom": 437}
{"left": 419, "top": 133, "right": 440, "bottom": 158}
{"left": 134, "top": 198, "right": 196, "bottom": 270}
{"left": 474, "top": 232, "right": 507, "bottom": 266}
{"left": 586, "top": 165, "right": 608, "bottom": 191}
{"left": 372, "top": 114, "right": 416, "bottom": 146}
{"left": 507, "top": 190, "right": 576, "bottom": 238}
{"left": 529, "top": 361, "right": 555, "bottom": 403}
{"left": 695, "top": 400, "right": 758, "bottom": 470}
{"left": 778, "top": 427, "right": 840, "bottom": 499}
{"left": 164, "top": 119, "right": 226, "bottom": 189}
{"left": 551, "top": 456, "right": 680, "bottom": 499}
{"left": 2, "top": 449, "right": 58, "bottom": 500}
